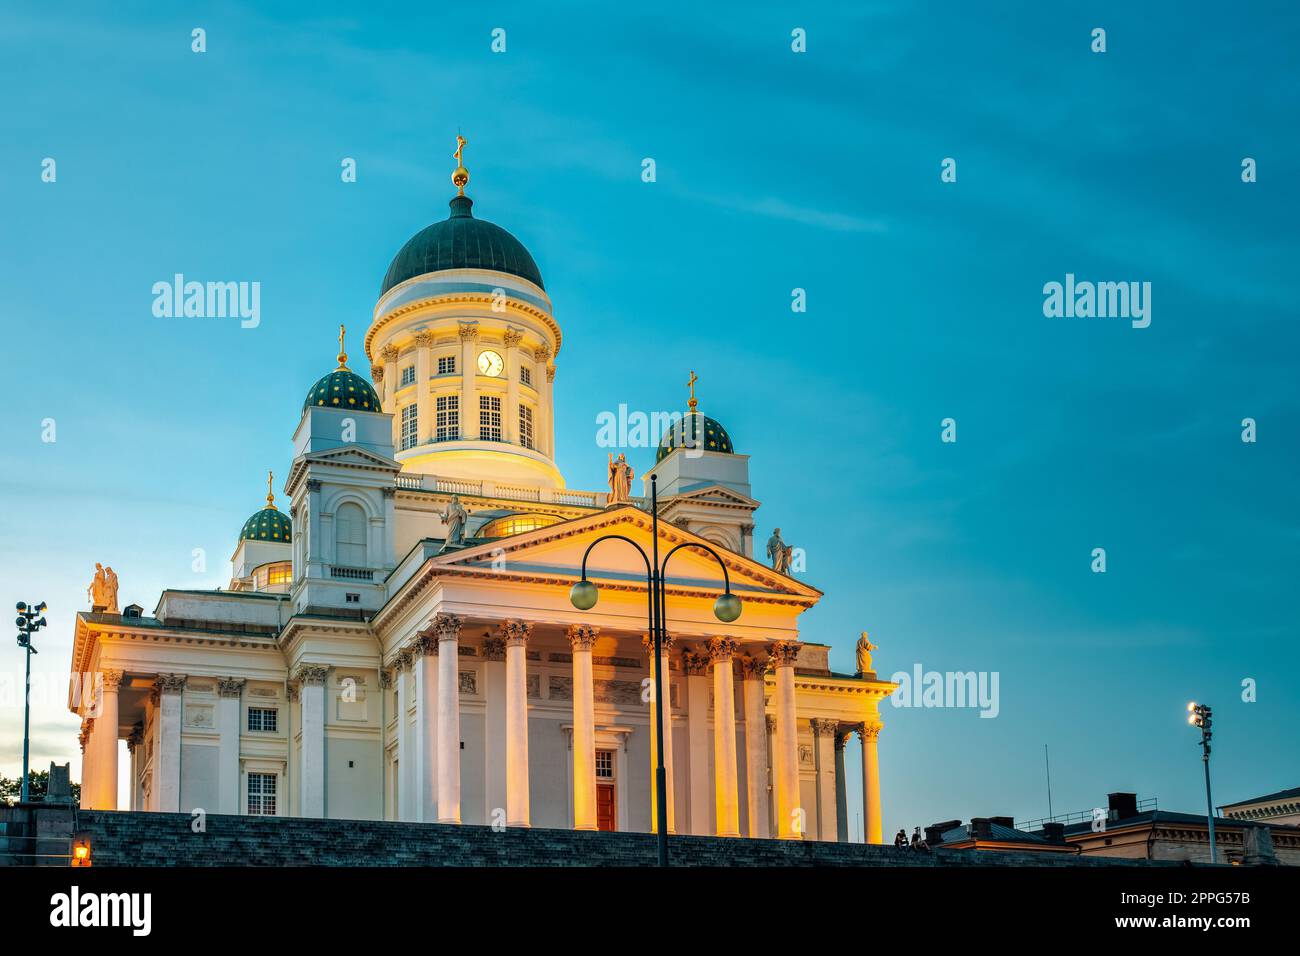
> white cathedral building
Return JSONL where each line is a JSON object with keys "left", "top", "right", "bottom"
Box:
{"left": 69, "top": 147, "right": 896, "bottom": 843}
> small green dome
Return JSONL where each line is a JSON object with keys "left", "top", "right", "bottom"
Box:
{"left": 239, "top": 507, "right": 292, "bottom": 543}
{"left": 380, "top": 195, "right": 544, "bottom": 295}
{"left": 303, "top": 368, "right": 381, "bottom": 413}
{"left": 657, "top": 411, "right": 735, "bottom": 462}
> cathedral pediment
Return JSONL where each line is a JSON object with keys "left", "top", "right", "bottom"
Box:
{"left": 665, "top": 483, "right": 760, "bottom": 508}
{"left": 285, "top": 445, "right": 401, "bottom": 490}
{"left": 422, "top": 505, "right": 818, "bottom": 603}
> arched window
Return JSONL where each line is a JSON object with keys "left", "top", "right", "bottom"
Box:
{"left": 336, "top": 502, "right": 367, "bottom": 567}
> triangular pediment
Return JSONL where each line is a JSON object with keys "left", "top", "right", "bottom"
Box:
{"left": 286, "top": 446, "right": 400, "bottom": 492}
{"left": 428, "top": 505, "right": 819, "bottom": 601}
{"left": 666, "top": 483, "right": 759, "bottom": 508}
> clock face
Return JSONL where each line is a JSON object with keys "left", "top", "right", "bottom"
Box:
{"left": 477, "top": 350, "right": 504, "bottom": 377}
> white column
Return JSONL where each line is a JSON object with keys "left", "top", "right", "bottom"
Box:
{"left": 217, "top": 678, "right": 245, "bottom": 815}
{"left": 435, "top": 613, "right": 463, "bottom": 823}
{"left": 414, "top": 634, "right": 439, "bottom": 822}
{"left": 567, "top": 623, "right": 598, "bottom": 831}
{"left": 770, "top": 642, "right": 801, "bottom": 840}
{"left": 414, "top": 330, "right": 434, "bottom": 445}
{"left": 153, "top": 673, "right": 185, "bottom": 813}
{"left": 684, "top": 651, "right": 711, "bottom": 835}
{"left": 394, "top": 650, "right": 414, "bottom": 821}
{"left": 484, "top": 635, "right": 507, "bottom": 821}
{"left": 708, "top": 638, "right": 740, "bottom": 837}
{"left": 741, "top": 656, "right": 769, "bottom": 838}
{"left": 126, "top": 733, "right": 138, "bottom": 811}
{"left": 503, "top": 328, "right": 522, "bottom": 444}
{"left": 297, "top": 664, "right": 328, "bottom": 818}
{"left": 459, "top": 323, "right": 478, "bottom": 440}
{"left": 812, "top": 718, "right": 839, "bottom": 841}
{"left": 78, "top": 722, "right": 92, "bottom": 809}
{"left": 834, "top": 729, "right": 850, "bottom": 843}
{"left": 504, "top": 620, "right": 533, "bottom": 827}
{"left": 642, "top": 633, "right": 676, "bottom": 834}
{"left": 379, "top": 344, "right": 398, "bottom": 411}
{"left": 92, "top": 669, "right": 123, "bottom": 810}
{"left": 859, "top": 721, "right": 883, "bottom": 844}
{"left": 534, "top": 344, "right": 552, "bottom": 457}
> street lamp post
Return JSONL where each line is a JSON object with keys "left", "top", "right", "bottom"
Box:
{"left": 569, "top": 474, "right": 742, "bottom": 867}
{"left": 15, "top": 601, "right": 48, "bottom": 804}
{"left": 1187, "top": 701, "right": 1216, "bottom": 864}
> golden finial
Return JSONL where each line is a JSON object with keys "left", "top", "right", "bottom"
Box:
{"left": 686, "top": 370, "right": 699, "bottom": 412}
{"left": 265, "top": 470, "right": 277, "bottom": 510}
{"left": 336, "top": 323, "right": 349, "bottom": 370}
{"left": 452, "top": 134, "right": 470, "bottom": 196}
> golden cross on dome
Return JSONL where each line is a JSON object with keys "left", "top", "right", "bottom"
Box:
{"left": 266, "top": 470, "right": 276, "bottom": 510}
{"left": 687, "top": 370, "right": 699, "bottom": 412}
{"left": 452, "top": 134, "right": 470, "bottom": 196}
{"left": 336, "top": 323, "right": 349, "bottom": 369}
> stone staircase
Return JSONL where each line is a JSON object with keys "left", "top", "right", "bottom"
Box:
{"left": 52, "top": 810, "right": 1181, "bottom": 867}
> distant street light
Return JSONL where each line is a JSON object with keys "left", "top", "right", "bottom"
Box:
{"left": 1187, "top": 701, "right": 1216, "bottom": 863}
{"left": 15, "top": 601, "right": 48, "bottom": 804}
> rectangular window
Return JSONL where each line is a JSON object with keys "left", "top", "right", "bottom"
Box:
{"left": 519, "top": 404, "right": 534, "bottom": 449}
{"left": 479, "top": 395, "right": 502, "bottom": 442}
{"left": 345, "top": 592, "right": 361, "bottom": 604}
{"left": 437, "top": 355, "right": 456, "bottom": 375}
{"left": 520, "top": 365, "right": 532, "bottom": 387}
{"left": 247, "top": 772, "right": 277, "bottom": 815}
{"left": 248, "top": 707, "right": 278, "bottom": 733}
{"left": 399, "top": 365, "right": 416, "bottom": 388}
{"left": 400, "top": 403, "right": 418, "bottom": 450}
{"left": 435, "top": 394, "right": 459, "bottom": 441}
{"left": 595, "top": 750, "right": 615, "bottom": 779}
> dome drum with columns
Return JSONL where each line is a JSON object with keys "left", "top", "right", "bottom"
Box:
{"left": 67, "top": 136, "right": 898, "bottom": 848}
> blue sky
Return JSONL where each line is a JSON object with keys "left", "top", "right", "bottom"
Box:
{"left": 1, "top": 1, "right": 1297, "bottom": 834}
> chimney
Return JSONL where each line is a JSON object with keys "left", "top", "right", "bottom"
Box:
{"left": 926, "top": 820, "right": 960, "bottom": 846}
{"left": 970, "top": 817, "right": 993, "bottom": 839}
{"left": 1107, "top": 792, "right": 1138, "bottom": 820}
{"left": 1041, "top": 821, "right": 1066, "bottom": 843}
{"left": 989, "top": 816, "right": 1015, "bottom": 829}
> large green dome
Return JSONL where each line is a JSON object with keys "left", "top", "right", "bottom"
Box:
{"left": 239, "top": 506, "right": 291, "bottom": 543}
{"left": 303, "top": 368, "right": 381, "bottom": 413}
{"left": 657, "top": 411, "right": 735, "bottom": 462}
{"left": 380, "top": 195, "right": 544, "bottom": 296}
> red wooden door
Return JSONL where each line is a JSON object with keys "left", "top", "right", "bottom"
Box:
{"left": 596, "top": 783, "right": 616, "bottom": 831}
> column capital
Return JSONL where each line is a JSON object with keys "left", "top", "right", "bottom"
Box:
{"left": 546, "top": 364, "right": 556, "bottom": 383}
{"left": 682, "top": 651, "right": 710, "bottom": 676}
{"left": 739, "top": 655, "right": 769, "bottom": 679}
{"left": 79, "top": 721, "right": 92, "bottom": 751}
{"left": 458, "top": 322, "right": 480, "bottom": 342}
{"left": 127, "top": 723, "right": 144, "bottom": 750}
{"left": 857, "top": 721, "right": 883, "bottom": 741}
{"left": 533, "top": 344, "right": 552, "bottom": 362}
{"left": 707, "top": 636, "right": 738, "bottom": 662}
{"left": 294, "top": 664, "right": 330, "bottom": 686}
{"left": 306, "top": 479, "right": 323, "bottom": 493}
{"left": 287, "top": 683, "right": 300, "bottom": 702}
{"left": 100, "top": 668, "right": 125, "bottom": 691}
{"left": 152, "top": 673, "right": 187, "bottom": 700}
{"left": 768, "top": 641, "right": 801, "bottom": 667}
{"left": 502, "top": 619, "right": 533, "bottom": 647}
{"left": 410, "top": 633, "right": 436, "bottom": 658}
{"left": 379, "top": 669, "right": 394, "bottom": 690}
{"left": 217, "top": 677, "right": 246, "bottom": 698}
{"left": 370, "top": 363, "right": 384, "bottom": 383}
{"left": 380, "top": 344, "right": 399, "bottom": 362}
{"left": 433, "top": 612, "right": 464, "bottom": 643}
{"left": 414, "top": 329, "right": 437, "bottom": 348}
{"left": 765, "top": 714, "right": 777, "bottom": 733}
{"left": 394, "top": 648, "right": 413, "bottom": 671}
{"left": 641, "top": 632, "right": 675, "bottom": 654}
{"left": 482, "top": 636, "right": 506, "bottom": 661}
{"left": 810, "top": 717, "right": 839, "bottom": 738}
{"left": 503, "top": 328, "right": 524, "bottom": 349}
{"left": 566, "top": 623, "right": 598, "bottom": 652}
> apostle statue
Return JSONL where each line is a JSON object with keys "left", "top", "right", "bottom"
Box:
{"left": 608, "top": 452, "right": 634, "bottom": 505}
{"left": 103, "top": 566, "right": 120, "bottom": 614}
{"left": 87, "top": 563, "right": 108, "bottom": 610}
{"left": 766, "top": 527, "right": 792, "bottom": 574}
{"left": 438, "top": 495, "right": 468, "bottom": 553}
{"left": 855, "top": 631, "right": 877, "bottom": 677}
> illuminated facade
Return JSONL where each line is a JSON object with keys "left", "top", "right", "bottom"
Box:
{"left": 68, "top": 150, "right": 897, "bottom": 842}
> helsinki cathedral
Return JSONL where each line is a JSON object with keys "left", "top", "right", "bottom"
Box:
{"left": 68, "top": 141, "right": 896, "bottom": 842}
